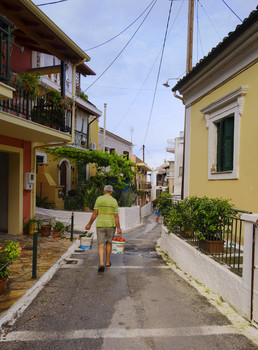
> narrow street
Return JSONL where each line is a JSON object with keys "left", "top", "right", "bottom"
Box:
{"left": 0, "top": 215, "right": 257, "bottom": 350}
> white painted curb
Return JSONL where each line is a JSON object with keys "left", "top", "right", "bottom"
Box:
{"left": 0, "top": 239, "right": 80, "bottom": 333}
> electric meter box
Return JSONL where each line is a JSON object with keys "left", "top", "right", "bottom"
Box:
{"left": 24, "top": 172, "right": 35, "bottom": 190}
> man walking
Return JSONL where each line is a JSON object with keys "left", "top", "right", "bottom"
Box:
{"left": 85, "top": 185, "right": 122, "bottom": 272}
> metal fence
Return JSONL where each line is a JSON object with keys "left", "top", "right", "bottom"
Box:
{"left": 0, "top": 87, "right": 72, "bottom": 133}
{"left": 165, "top": 205, "right": 250, "bottom": 277}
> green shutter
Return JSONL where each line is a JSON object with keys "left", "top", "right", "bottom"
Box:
{"left": 217, "top": 122, "right": 223, "bottom": 172}
{"left": 223, "top": 116, "right": 234, "bottom": 171}
{"left": 216, "top": 115, "right": 234, "bottom": 172}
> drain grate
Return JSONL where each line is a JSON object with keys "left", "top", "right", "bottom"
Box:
{"left": 65, "top": 259, "right": 78, "bottom": 264}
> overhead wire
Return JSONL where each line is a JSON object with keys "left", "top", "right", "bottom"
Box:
{"left": 221, "top": 0, "right": 243, "bottom": 22}
{"left": 84, "top": 0, "right": 156, "bottom": 51}
{"left": 112, "top": 0, "right": 185, "bottom": 133}
{"left": 197, "top": 0, "right": 221, "bottom": 41}
{"left": 82, "top": 0, "right": 158, "bottom": 93}
{"left": 142, "top": 0, "right": 174, "bottom": 146}
{"left": 37, "top": 0, "right": 68, "bottom": 6}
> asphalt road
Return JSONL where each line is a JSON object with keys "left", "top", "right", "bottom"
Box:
{"left": 0, "top": 216, "right": 257, "bottom": 349}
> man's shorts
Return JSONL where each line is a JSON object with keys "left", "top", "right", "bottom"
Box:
{"left": 97, "top": 227, "right": 116, "bottom": 245}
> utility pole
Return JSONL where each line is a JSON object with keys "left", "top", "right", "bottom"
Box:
{"left": 103, "top": 103, "right": 107, "bottom": 151}
{"left": 143, "top": 144, "right": 145, "bottom": 163}
{"left": 186, "top": 0, "right": 194, "bottom": 74}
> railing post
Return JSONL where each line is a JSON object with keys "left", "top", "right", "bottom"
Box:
{"left": 32, "top": 231, "right": 38, "bottom": 279}
{"left": 70, "top": 212, "right": 74, "bottom": 241}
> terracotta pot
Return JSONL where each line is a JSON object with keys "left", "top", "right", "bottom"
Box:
{"left": 0, "top": 277, "right": 8, "bottom": 294}
{"left": 199, "top": 239, "right": 224, "bottom": 254}
{"left": 53, "top": 231, "right": 60, "bottom": 238}
{"left": 40, "top": 224, "right": 51, "bottom": 237}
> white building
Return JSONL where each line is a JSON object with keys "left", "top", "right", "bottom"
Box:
{"left": 98, "top": 128, "right": 132, "bottom": 157}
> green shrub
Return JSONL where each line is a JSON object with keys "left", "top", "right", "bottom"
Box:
{"left": 0, "top": 240, "right": 21, "bottom": 280}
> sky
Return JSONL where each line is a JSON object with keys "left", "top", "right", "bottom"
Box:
{"left": 33, "top": 0, "right": 257, "bottom": 169}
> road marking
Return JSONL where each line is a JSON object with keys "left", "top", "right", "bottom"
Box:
{"left": 1, "top": 325, "right": 237, "bottom": 342}
{"left": 83, "top": 265, "right": 171, "bottom": 269}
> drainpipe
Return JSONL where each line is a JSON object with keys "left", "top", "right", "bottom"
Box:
{"left": 87, "top": 116, "right": 99, "bottom": 149}
{"left": 250, "top": 223, "right": 256, "bottom": 320}
{"left": 68, "top": 58, "right": 87, "bottom": 146}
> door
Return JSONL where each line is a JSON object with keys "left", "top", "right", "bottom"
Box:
{"left": 0, "top": 152, "right": 9, "bottom": 232}
{"left": 60, "top": 161, "right": 67, "bottom": 195}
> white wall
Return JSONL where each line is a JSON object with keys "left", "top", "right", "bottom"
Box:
{"left": 160, "top": 215, "right": 258, "bottom": 322}
{"left": 36, "top": 206, "right": 141, "bottom": 234}
{"left": 98, "top": 129, "right": 132, "bottom": 156}
{"left": 141, "top": 202, "right": 152, "bottom": 217}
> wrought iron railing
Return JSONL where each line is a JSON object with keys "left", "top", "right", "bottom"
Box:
{"left": 165, "top": 206, "right": 251, "bottom": 276}
{"left": 0, "top": 15, "right": 12, "bottom": 85}
{"left": 0, "top": 87, "right": 72, "bottom": 133}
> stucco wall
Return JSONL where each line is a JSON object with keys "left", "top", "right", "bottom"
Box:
{"left": 188, "top": 62, "right": 258, "bottom": 213}
{"left": 36, "top": 206, "right": 141, "bottom": 233}
{"left": 160, "top": 226, "right": 252, "bottom": 320}
{"left": 141, "top": 202, "right": 152, "bottom": 217}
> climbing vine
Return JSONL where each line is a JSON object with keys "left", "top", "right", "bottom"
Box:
{"left": 44, "top": 146, "right": 137, "bottom": 188}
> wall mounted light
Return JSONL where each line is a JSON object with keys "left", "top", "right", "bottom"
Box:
{"left": 163, "top": 77, "right": 179, "bottom": 88}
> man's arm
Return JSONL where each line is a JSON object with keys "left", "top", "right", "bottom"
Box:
{"left": 85, "top": 209, "right": 98, "bottom": 230}
{"left": 114, "top": 213, "right": 122, "bottom": 235}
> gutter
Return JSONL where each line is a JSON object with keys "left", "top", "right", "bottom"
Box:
{"left": 173, "top": 91, "right": 185, "bottom": 105}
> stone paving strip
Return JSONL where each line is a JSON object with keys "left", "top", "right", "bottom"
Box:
{"left": 0, "top": 325, "right": 237, "bottom": 342}
{"left": 0, "top": 235, "right": 74, "bottom": 316}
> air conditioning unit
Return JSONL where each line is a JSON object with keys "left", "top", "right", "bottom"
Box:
{"left": 89, "top": 142, "right": 96, "bottom": 150}
{"left": 24, "top": 172, "right": 35, "bottom": 190}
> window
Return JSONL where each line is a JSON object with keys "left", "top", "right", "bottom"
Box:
{"left": 201, "top": 86, "right": 247, "bottom": 180}
{"left": 216, "top": 115, "right": 234, "bottom": 172}
{"left": 123, "top": 151, "right": 129, "bottom": 160}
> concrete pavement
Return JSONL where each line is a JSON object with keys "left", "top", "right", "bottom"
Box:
{"left": 0, "top": 216, "right": 258, "bottom": 349}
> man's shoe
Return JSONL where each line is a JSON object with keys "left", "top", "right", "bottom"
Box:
{"left": 98, "top": 265, "right": 105, "bottom": 272}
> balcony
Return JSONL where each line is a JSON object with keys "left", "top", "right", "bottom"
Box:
{"left": 166, "top": 139, "right": 175, "bottom": 153}
{"left": 139, "top": 182, "right": 152, "bottom": 190}
{"left": 0, "top": 86, "right": 72, "bottom": 134}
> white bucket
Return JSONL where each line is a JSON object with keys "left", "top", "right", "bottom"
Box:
{"left": 80, "top": 236, "right": 93, "bottom": 250}
{"left": 112, "top": 240, "right": 125, "bottom": 254}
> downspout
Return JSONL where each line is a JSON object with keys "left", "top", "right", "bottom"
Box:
{"left": 173, "top": 91, "right": 185, "bottom": 104}
{"left": 68, "top": 58, "right": 87, "bottom": 146}
{"left": 250, "top": 223, "right": 256, "bottom": 321}
{"left": 87, "top": 116, "right": 99, "bottom": 149}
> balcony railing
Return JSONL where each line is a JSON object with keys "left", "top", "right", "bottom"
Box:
{"left": 0, "top": 16, "right": 12, "bottom": 85}
{"left": 139, "top": 182, "right": 152, "bottom": 190}
{"left": 0, "top": 87, "right": 72, "bottom": 133}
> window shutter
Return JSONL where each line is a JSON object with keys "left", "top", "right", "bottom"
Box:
{"left": 217, "top": 122, "right": 223, "bottom": 172}
{"left": 223, "top": 116, "right": 234, "bottom": 171}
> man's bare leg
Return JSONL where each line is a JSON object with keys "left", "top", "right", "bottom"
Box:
{"left": 105, "top": 242, "right": 112, "bottom": 266}
{"left": 98, "top": 243, "right": 105, "bottom": 267}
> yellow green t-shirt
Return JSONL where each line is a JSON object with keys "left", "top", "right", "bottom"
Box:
{"left": 94, "top": 194, "right": 118, "bottom": 227}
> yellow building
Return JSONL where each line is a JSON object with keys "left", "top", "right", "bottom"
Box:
{"left": 172, "top": 8, "right": 258, "bottom": 213}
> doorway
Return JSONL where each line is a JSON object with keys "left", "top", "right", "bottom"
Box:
{"left": 0, "top": 152, "right": 9, "bottom": 232}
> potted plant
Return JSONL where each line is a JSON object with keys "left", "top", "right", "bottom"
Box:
{"left": 0, "top": 240, "right": 21, "bottom": 294}
{"left": 53, "top": 221, "right": 65, "bottom": 238}
{"left": 40, "top": 219, "right": 52, "bottom": 237}
{"left": 192, "top": 196, "right": 235, "bottom": 254}
{"left": 23, "top": 217, "right": 41, "bottom": 235}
